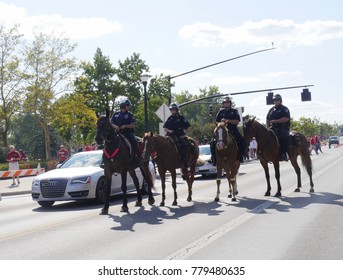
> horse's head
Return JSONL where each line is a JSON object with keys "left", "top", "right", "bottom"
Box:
{"left": 214, "top": 121, "right": 229, "bottom": 150}
{"left": 243, "top": 117, "right": 256, "bottom": 145}
{"left": 95, "top": 109, "right": 114, "bottom": 145}
{"left": 141, "top": 132, "right": 155, "bottom": 162}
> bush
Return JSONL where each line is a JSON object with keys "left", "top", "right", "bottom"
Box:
{"left": 0, "top": 159, "right": 58, "bottom": 171}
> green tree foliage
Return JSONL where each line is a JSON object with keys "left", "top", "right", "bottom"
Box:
{"left": 51, "top": 93, "right": 97, "bottom": 144}
{"left": 0, "top": 25, "right": 25, "bottom": 147}
{"left": 23, "top": 32, "right": 78, "bottom": 159}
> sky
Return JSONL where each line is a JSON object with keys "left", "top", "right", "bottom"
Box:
{"left": 1, "top": 0, "right": 343, "bottom": 125}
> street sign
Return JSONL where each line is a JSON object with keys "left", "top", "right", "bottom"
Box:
{"left": 155, "top": 103, "right": 170, "bottom": 122}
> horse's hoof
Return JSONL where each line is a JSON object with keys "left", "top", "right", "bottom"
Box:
{"left": 228, "top": 194, "right": 232, "bottom": 198}
{"left": 214, "top": 197, "right": 220, "bottom": 202}
{"left": 231, "top": 197, "right": 237, "bottom": 202}
{"left": 294, "top": 188, "right": 300, "bottom": 192}
{"left": 148, "top": 198, "right": 155, "bottom": 205}
{"left": 121, "top": 206, "right": 129, "bottom": 212}
{"left": 265, "top": 192, "right": 271, "bottom": 197}
{"left": 160, "top": 202, "right": 165, "bottom": 207}
{"left": 187, "top": 196, "right": 192, "bottom": 202}
{"left": 309, "top": 188, "right": 315, "bottom": 193}
{"left": 172, "top": 201, "right": 178, "bottom": 206}
{"left": 275, "top": 192, "right": 282, "bottom": 197}
{"left": 99, "top": 209, "right": 108, "bottom": 215}
{"left": 135, "top": 201, "right": 142, "bottom": 207}
{"left": 235, "top": 191, "right": 239, "bottom": 195}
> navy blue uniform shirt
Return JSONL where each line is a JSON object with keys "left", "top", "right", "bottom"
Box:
{"left": 266, "top": 104, "right": 290, "bottom": 129}
{"left": 111, "top": 110, "right": 136, "bottom": 134}
{"left": 215, "top": 108, "right": 241, "bottom": 131}
{"left": 163, "top": 114, "right": 191, "bottom": 136}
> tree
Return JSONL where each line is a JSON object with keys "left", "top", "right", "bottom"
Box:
{"left": 51, "top": 93, "right": 97, "bottom": 144}
{"left": 0, "top": 25, "right": 25, "bottom": 147}
{"left": 74, "top": 48, "right": 119, "bottom": 114}
{"left": 23, "top": 32, "right": 78, "bottom": 159}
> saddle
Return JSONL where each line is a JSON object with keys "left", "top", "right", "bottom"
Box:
{"left": 166, "top": 135, "right": 195, "bottom": 160}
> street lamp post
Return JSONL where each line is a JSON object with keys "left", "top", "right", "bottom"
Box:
{"left": 140, "top": 73, "right": 151, "bottom": 131}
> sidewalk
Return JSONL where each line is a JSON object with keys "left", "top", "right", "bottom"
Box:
{"left": 0, "top": 176, "right": 33, "bottom": 197}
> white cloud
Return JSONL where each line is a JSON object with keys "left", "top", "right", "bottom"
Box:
{"left": 179, "top": 19, "right": 343, "bottom": 48}
{"left": 0, "top": 2, "right": 122, "bottom": 39}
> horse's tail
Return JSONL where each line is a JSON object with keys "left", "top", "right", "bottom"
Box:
{"left": 295, "top": 133, "right": 313, "bottom": 176}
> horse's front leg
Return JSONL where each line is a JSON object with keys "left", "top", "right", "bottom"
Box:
{"left": 129, "top": 169, "right": 142, "bottom": 207}
{"left": 100, "top": 174, "right": 112, "bottom": 215}
{"left": 260, "top": 160, "right": 272, "bottom": 196}
{"left": 121, "top": 171, "right": 129, "bottom": 212}
{"left": 215, "top": 164, "right": 222, "bottom": 202}
{"left": 171, "top": 169, "right": 178, "bottom": 206}
{"left": 140, "top": 164, "right": 155, "bottom": 205}
{"left": 273, "top": 161, "right": 282, "bottom": 197}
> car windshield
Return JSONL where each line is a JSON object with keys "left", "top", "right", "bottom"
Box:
{"left": 60, "top": 152, "right": 102, "bottom": 168}
{"left": 330, "top": 136, "right": 339, "bottom": 140}
{"left": 199, "top": 145, "right": 211, "bottom": 155}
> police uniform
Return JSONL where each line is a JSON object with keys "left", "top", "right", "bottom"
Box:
{"left": 215, "top": 108, "right": 244, "bottom": 159}
{"left": 111, "top": 110, "right": 138, "bottom": 156}
{"left": 266, "top": 104, "right": 290, "bottom": 157}
{"left": 163, "top": 113, "right": 191, "bottom": 163}
{"left": 163, "top": 114, "right": 191, "bottom": 136}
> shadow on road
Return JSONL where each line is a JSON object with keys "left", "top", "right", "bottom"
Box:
{"left": 108, "top": 200, "right": 226, "bottom": 231}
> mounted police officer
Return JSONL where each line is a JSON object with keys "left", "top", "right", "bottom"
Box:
{"left": 163, "top": 103, "right": 191, "bottom": 166}
{"left": 266, "top": 93, "right": 290, "bottom": 161}
{"left": 211, "top": 96, "right": 245, "bottom": 164}
{"left": 110, "top": 98, "right": 140, "bottom": 162}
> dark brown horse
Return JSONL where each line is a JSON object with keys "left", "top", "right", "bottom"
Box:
{"left": 141, "top": 132, "right": 199, "bottom": 206}
{"left": 95, "top": 110, "right": 155, "bottom": 214}
{"left": 213, "top": 122, "right": 241, "bottom": 202}
{"left": 243, "top": 118, "right": 314, "bottom": 197}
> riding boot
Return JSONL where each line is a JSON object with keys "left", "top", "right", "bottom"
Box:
{"left": 209, "top": 139, "right": 216, "bottom": 166}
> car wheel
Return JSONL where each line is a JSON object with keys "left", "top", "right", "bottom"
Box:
{"left": 96, "top": 176, "right": 107, "bottom": 204}
{"left": 38, "top": 201, "right": 55, "bottom": 208}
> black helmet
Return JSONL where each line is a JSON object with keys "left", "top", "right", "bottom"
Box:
{"left": 169, "top": 103, "right": 179, "bottom": 111}
{"left": 119, "top": 98, "right": 132, "bottom": 108}
{"left": 222, "top": 96, "right": 232, "bottom": 104}
{"left": 273, "top": 94, "right": 282, "bottom": 102}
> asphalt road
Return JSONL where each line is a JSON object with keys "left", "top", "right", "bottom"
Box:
{"left": 0, "top": 145, "right": 342, "bottom": 260}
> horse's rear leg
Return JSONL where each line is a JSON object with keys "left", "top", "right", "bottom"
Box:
{"left": 171, "top": 170, "right": 178, "bottom": 206}
{"left": 181, "top": 166, "right": 192, "bottom": 202}
{"left": 159, "top": 167, "right": 167, "bottom": 207}
{"left": 290, "top": 156, "right": 301, "bottom": 192}
{"left": 129, "top": 170, "right": 142, "bottom": 207}
{"left": 260, "top": 160, "right": 272, "bottom": 196}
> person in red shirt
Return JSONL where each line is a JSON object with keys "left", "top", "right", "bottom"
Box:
{"left": 57, "top": 145, "right": 69, "bottom": 163}
{"left": 19, "top": 149, "right": 28, "bottom": 161}
{"left": 6, "top": 145, "right": 21, "bottom": 186}
{"left": 85, "top": 144, "right": 91, "bottom": 151}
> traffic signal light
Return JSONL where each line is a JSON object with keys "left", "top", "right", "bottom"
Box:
{"left": 301, "top": 88, "right": 311, "bottom": 101}
{"left": 266, "top": 92, "right": 274, "bottom": 105}
{"left": 209, "top": 104, "right": 213, "bottom": 116}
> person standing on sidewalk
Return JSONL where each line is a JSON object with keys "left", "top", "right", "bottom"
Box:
{"left": 6, "top": 145, "right": 21, "bottom": 186}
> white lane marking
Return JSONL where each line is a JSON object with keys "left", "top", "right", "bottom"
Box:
{"left": 165, "top": 155, "right": 343, "bottom": 260}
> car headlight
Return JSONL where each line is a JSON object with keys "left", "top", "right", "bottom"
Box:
{"left": 71, "top": 176, "right": 91, "bottom": 184}
{"left": 32, "top": 180, "right": 39, "bottom": 187}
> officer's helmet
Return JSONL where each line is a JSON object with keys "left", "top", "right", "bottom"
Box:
{"left": 273, "top": 94, "right": 282, "bottom": 102}
{"left": 169, "top": 103, "right": 179, "bottom": 111}
{"left": 222, "top": 96, "right": 232, "bottom": 104}
{"left": 119, "top": 99, "right": 132, "bottom": 108}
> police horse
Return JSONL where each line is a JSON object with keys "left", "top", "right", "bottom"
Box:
{"left": 141, "top": 132, "right": 199, "bottom": 206}
{"left": 213, "top": 121, "right": 241, "bottom": 202}
{"left": 95, "top": 110, "right": 155, "bottom": 214}
{"left": 243, "top": 118, "right": 314, "bottom": 197}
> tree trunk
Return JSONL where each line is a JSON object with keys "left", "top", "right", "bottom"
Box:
{"left": 42, "top": 124, "right": 51, "bottom": 159}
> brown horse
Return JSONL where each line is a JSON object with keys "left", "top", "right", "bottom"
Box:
{"left": 141, "top": 132, "right": 199, "bottom": 206}
{"left": 243, "top": 118, "right": 314, "bottom": 197}
{"left": 95, "top": 110, "right": 155, "bottom": 214}
{"left": 213, "top": 122, "right": 241, "bottom": 202}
